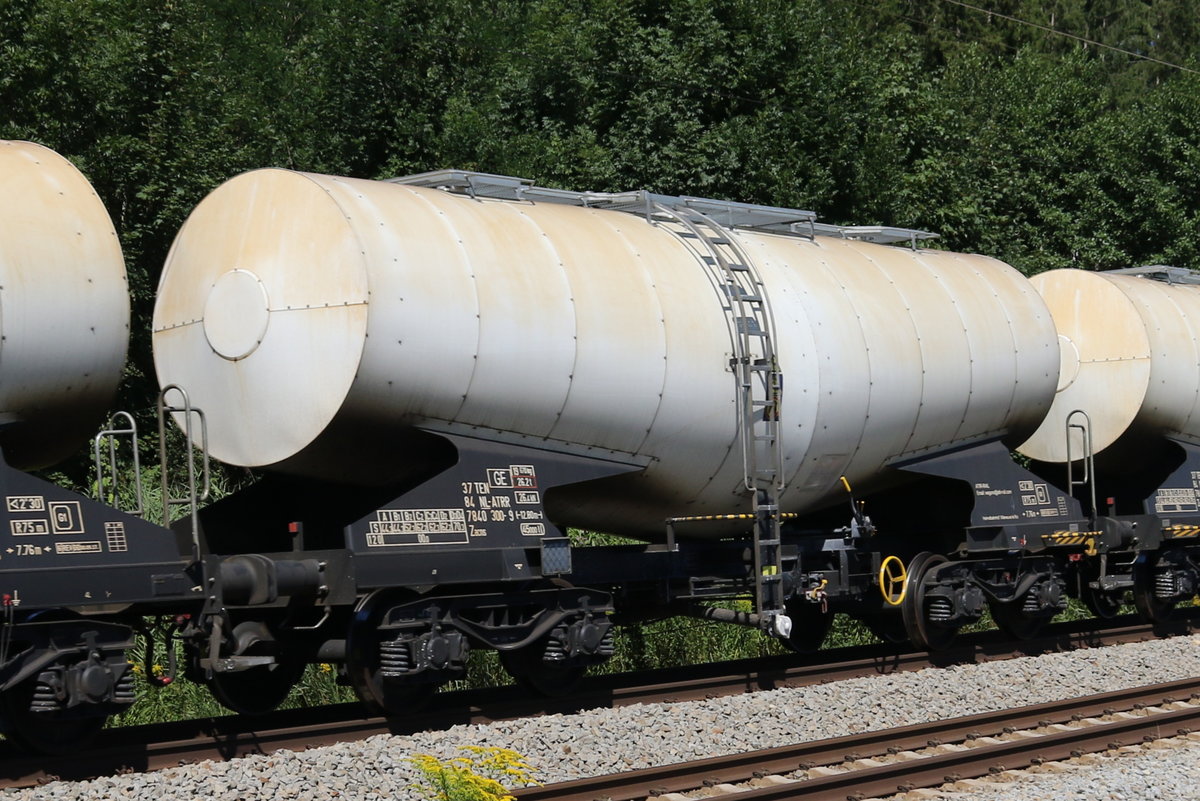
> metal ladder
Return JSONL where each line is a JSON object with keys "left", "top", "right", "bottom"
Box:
{"left": 652, "top": 203, "right": 788, "bottom": 630}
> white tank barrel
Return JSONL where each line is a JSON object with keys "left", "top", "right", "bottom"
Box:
{"left": 153, "top": 169, "right": 1059, "bottom": 537}
{"left": 0, "top": 141, "right": 129, "bottom": 469}
{"left": 1018, "top": 268, "right": 1200, "bottom": 464}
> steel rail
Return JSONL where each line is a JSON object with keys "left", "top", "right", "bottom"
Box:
{"left": 514, "top": 677, "right": 1200, "bottom": 801}
{"left": 0, "top": 612, "right": 1192, "bottom": 788}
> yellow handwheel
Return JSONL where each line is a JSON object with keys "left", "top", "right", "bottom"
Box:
{"left": 879, "top": 555, "right": 908, "bottom": 606}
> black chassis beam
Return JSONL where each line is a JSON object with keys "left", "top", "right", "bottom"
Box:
{"left": 566, "top": 541, "right": 753, "bottom": 586}
{"left": 561, "top": 537, "right": 879, "bottom": 618}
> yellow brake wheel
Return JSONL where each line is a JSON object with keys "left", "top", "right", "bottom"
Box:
{"left": 879, "top": 555, "right": 908, "bottom": 606}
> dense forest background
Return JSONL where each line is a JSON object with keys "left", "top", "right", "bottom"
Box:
{"left": 3, "top": 0, "right": 1199, "bottom": 415}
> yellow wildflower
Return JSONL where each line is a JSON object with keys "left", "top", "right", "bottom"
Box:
{"left": 408, "top": 746, "right": 537, "bottom": 800}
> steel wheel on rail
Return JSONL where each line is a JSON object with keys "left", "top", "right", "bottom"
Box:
{"left": 0, "top": 610, "right": 118, "bottom": 754}
{"left": 345, "top": 590, "right": 437, "bottom": 716}
{"left": 860, "top": 611, "right": 908, "bottom": 645}
{"left": 988, "top": 598, "right": 1046, "bottom": 640}
{"left": 1080, "top": 565, "right": 1126, "bottom": 620}
{"left": 188, "top": 617, "right": 308, "bottom": 715}
{"left": 1082, "top": 586, "right": 1124, "bottom": 620}
{"left": 900, "top": 552, "right": 956, "bottom": 651}
{"left": 779, "top": 596, "right": 835, "bottom": 654}
{"left": 0, "top": 676, "right": 107, "bottom": 755}
{"left": 499, "top": 634, "right": 588, "bottom": 697}
{"left": 1133, "top": 553, "right": 1180, "bottom": 623}
{"left": 207, "top": 661, "right": 307, "bottom": 716}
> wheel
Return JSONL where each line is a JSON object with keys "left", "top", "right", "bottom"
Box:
{"left": 1080, "top": 575, "right": 1125, "bottom": 620}
{"left": 345, "top": 591, "right": 437, "bottom": 716}
{"left": 988, "top": 598, "right": 1046, "bottom": 640}
{"left": 900, "top": 552, "right": 956, "bottom": 651}
{"left": 208, "top": 661, "right": 306, "bottom": 715}
{"left": 0, "top": 676, "right": 106, "bottom": 754}
{"left": 778, "top": 598, "right": 835, "bottom": 654}
{"left": 499, "top": 637, "right": 587, "bottom": 697}
{"left": 862, "top": 611, "right": 909, "bottom": 645}
{"left": 1133, "top": 558, "right": 1178, "bottom": 623}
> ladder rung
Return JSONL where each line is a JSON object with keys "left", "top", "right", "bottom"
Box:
{"left": 722, "top": 286, "right": 762, "bottom": 302}
{"left": 736, "top": 317, "right": 763, "bottom": 334}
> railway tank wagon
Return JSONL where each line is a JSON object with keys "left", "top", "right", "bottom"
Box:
{"left": 1018, "top": 266, "right": 1200, "bottom": 622}
{"left": 0, "top": 141, "right": 194, "bottom": 752}
{"left": 148, "top": 168, "right": 1093, "bottom": 701}
{"left": 0, "top": 140, "right": 130, "bottom": 468}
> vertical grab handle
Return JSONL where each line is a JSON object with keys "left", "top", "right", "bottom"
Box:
{"left": 92, "top": 411, "right": 144, "bottom": 517}
{"left": 1065, "top": 409, "right": 1097, "bottom": 517}
{"left": 157, "top": 384, "right": 211, "bottom": 561}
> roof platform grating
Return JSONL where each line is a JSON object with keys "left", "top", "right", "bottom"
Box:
{"left": 388, "top": 169, "right": 937, "bottom": 245}
{"left": 1104, "top": 265, "right": 1200, "bottom": 285}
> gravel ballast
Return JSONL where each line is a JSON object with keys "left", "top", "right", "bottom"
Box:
{"left": 7, "top": 635, "right": 1200, "bottom": 800}
{"left": 945, "top": 735, "right": 1200, "bottom": 800}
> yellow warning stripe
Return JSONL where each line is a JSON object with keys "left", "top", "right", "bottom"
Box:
{"left": 1165, "top": 525, "right": 1200, "bottom": 539}
{"left": 1041, "top": 531, "right": 1100, "bottom": 546}
{"left": 1042, "top": 531, "right": 1101, "bottom": 556}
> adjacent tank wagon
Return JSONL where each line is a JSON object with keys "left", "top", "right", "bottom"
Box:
{"left": 1018, "top": 266, "right": 1200, "bottom": 620}
{"left": 0, "top": 140, "right": 130, "bottom": 469}
{"left": 0, "top": 141, "right": 193, "bottom": 752}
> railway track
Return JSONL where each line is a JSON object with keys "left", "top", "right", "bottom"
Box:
{"left": 514, "top": 676, "right": 1200, "bottom": 801}
{"left": 0, "top": 612, "right": 1193, "bottom": 789}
